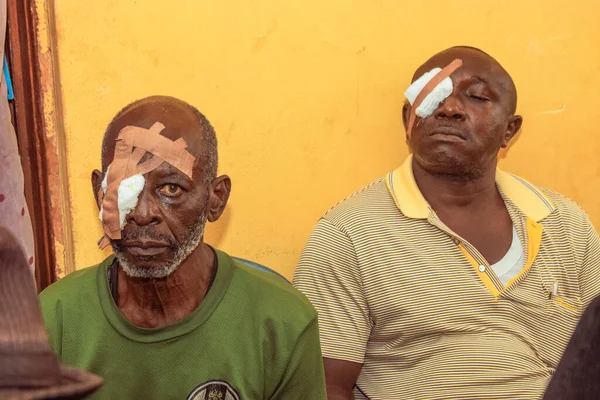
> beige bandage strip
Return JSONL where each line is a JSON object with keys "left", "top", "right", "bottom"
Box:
{"left": 407, "top": 59, "right": 463, "bottom": 137}
{"left": 98, "top": 122, "right": 196, "bottom": 249}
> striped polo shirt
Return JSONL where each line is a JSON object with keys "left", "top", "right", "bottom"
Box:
{"left": 294, "top": 156, "right": 600, "bottom": 400}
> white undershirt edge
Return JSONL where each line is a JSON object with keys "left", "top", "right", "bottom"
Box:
{"left": 490, "top": 226, "right": 525, "bottom": 287}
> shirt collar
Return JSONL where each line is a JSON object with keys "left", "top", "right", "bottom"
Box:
{"left": 386, "top": 155, "right": 555, "bottom": 222}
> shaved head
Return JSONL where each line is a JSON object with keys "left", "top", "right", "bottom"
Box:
{"left": 101, "top": 96, "right": 218, "bottom": 184}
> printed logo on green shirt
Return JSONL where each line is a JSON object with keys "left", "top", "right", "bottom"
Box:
{"left": 186, "top": 380, "right": 241, "bottom": 400}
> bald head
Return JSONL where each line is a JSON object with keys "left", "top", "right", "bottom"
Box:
{"left": 101, "top": 96, "right": 218, "bottom": 183}
{"left": 412, "top": 47, "right": 518, "bottom": 114}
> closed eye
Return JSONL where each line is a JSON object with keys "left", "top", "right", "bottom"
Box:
{"left": 469, "top": 95, "right": 490, "bottom": 102}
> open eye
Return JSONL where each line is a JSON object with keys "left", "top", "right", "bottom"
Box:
{"left": 159, "top": 184, "right": 183, "bottom": 197}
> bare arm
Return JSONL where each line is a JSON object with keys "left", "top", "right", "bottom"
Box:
{"left": 324, "top": 358, "right": 363, "bottom": 400}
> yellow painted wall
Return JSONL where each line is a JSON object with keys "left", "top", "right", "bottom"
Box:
{"left": 52, "top": 0, "right": 600, "bottom": 281}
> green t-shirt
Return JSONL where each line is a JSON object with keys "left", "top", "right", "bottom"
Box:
{"left": 40, "top": 249, "right": 326, "bottom": 399}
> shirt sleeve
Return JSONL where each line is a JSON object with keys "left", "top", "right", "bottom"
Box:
{"left": 293, "top": 218, "right": 371, "bottom": 364}
{"left": 579, "top": 216, "right": 600, "bottom": 308}
{"left": 270, "top": 317, "right": 327, "bottom": 400}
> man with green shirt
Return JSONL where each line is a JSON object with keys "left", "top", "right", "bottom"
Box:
{"left": 40, "top": 95, "right": 326, "bottom": 399}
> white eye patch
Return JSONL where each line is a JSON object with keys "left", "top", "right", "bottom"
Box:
{"left": 404, "top": 67, "right": 454, "bottom": 118}
{"left": 99, "top": 165, "right": 146, "bottom": 229}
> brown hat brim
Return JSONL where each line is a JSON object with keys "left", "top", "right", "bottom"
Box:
{"left": 0, "top": 365, "right": 103, "bottom": 400}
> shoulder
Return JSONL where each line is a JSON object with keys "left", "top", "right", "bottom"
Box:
{"left": 40, "top": 258, "right": 110, "bottom": 307}
{"left": 499, "top": 169, "right": 593, "bottom": 228}
{"left": 526, "top": 185, "right": 597, "bottom": 252}
{"left": 540, "top": 187, "right": 591, "bottom": 221}
{"left": 321, "top": 176, "right": 394, "bottom": 228}
{"left": 228, "top": 257, "right": 317, "bottom": 322}
{"left": 39, "top": 258, "right": 111, "bottom": 347}
{"left": 536, "top": 187, "right": 595, "bottom": 234}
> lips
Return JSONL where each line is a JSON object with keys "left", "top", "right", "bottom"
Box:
{"left": 121, "top": 239, "right": 170, "bottom": 256}
{"left": 429, "top": 126, "right": 467, "bottom": 141}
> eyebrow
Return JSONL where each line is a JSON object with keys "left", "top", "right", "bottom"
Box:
{"left": 472, "top": 75, "right": 490, "bottom": 85}
{"left": 468, "top": 75, "right": 501, "bottom": 96}
{"left": 152, "top": 168, "right": 191, "bottom": 181}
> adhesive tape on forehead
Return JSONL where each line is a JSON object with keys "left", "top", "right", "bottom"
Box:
{"left": 405, "top": 68, "right": 453, "bottom": 118}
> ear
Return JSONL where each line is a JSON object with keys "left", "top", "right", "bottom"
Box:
{"left": 402, "top": 102, "right": 414, "bottom": 146}
{"left": 207, "top": 175, "right": 232, "bottom": 223}
{"left": 91, "top": 169, "right": 104, "bottom": 210}
{"left": 502, "top": 115, "right": 523, "bottom": 148}
{"left": 402, "top": 102, "right": 411, "bottom": 132}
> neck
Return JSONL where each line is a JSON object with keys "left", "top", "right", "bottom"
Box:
{"left": 116, "top": 242, "right": 215, "bottom": 328}
{"left": 412, "top": 158, "right": 501, "bottom": 213}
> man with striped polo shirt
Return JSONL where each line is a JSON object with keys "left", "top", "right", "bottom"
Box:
{"left": 294, "top": 46, "right": 600, "bottom": 399}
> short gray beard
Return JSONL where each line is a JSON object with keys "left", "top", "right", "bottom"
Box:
{"left": 116, "top": 215, "right": 207, "bottom": 279}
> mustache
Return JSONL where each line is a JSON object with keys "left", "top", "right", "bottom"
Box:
{"left": 417, "top": 120, "right": 469, "bottom": 136}
{"left": 112, "top": 228, "right": 177, "bottom": 248}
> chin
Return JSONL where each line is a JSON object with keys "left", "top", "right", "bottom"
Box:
{"left": 123, "top": 264, "right": 180, "bottom": 279}
{"left": 115, "top": 252, "right": 181, "bottom": 279}
{"left": 414, "top": 151, "right": 482, "bottom": 180}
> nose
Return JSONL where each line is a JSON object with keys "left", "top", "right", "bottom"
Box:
{"left": 126, "top": 187, "right": 162, "bottom": 227}
{"left": 435, "top": 94, "right": 466, "bottom": 121}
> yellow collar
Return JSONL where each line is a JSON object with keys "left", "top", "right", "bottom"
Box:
{"left": 386, "top": 156, "right": 555, "bottom": 222}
